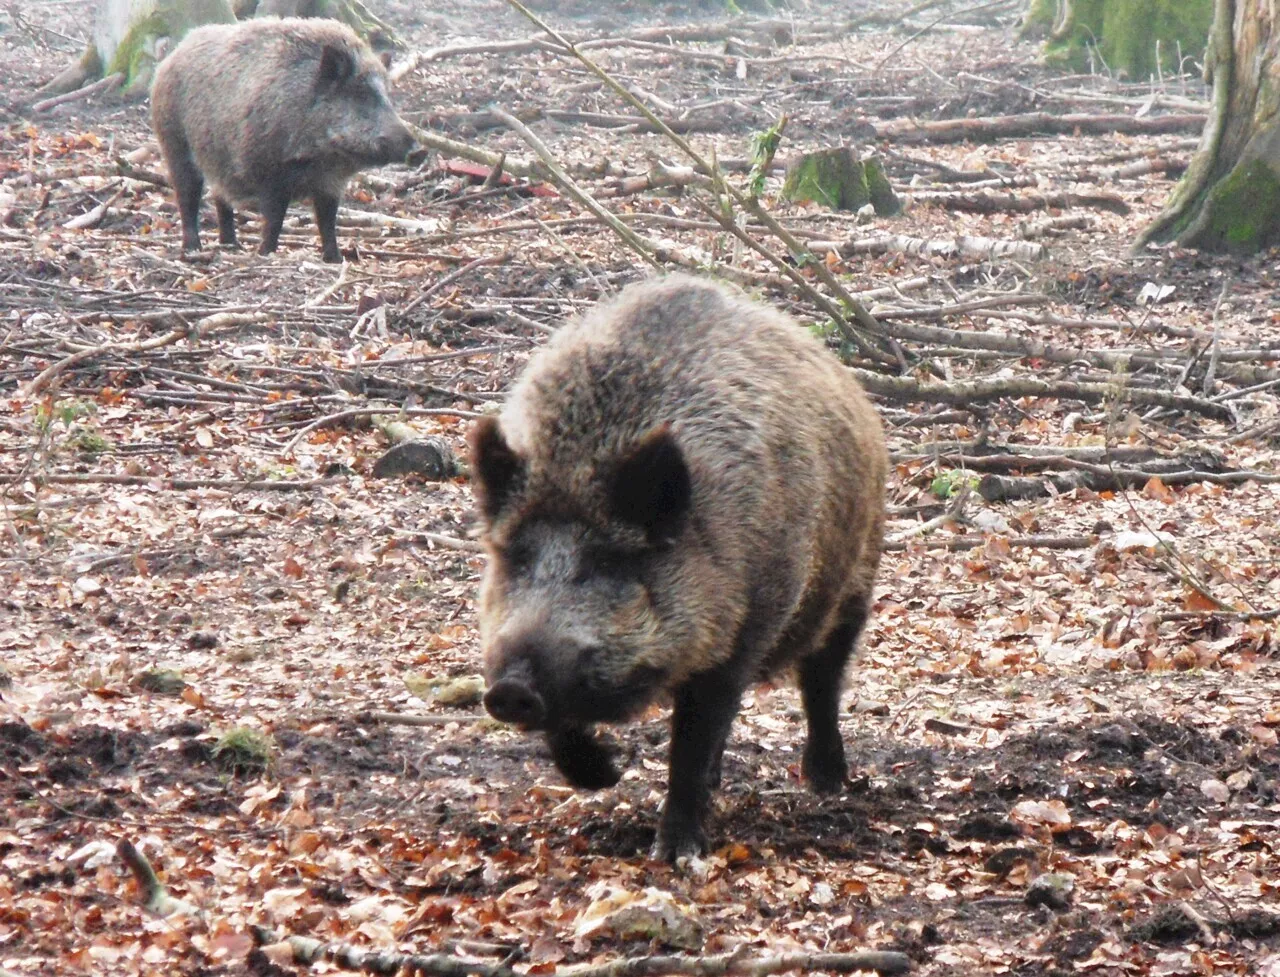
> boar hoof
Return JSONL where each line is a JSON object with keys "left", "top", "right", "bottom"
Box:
{"left": 652, "top": 819, "right": 707, "bottom": 863}
{"left": 802, "top": 745, "right": 848, "bottom": 795}
{"left": 548, "top": 725, "right": 620, "bottom": 789}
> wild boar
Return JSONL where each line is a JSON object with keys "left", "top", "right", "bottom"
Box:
{"left": 470, "top": 275, "right": 887, "bottom": 861}
{"left": 150, "top": 17, "right": 414, "bottom": 263}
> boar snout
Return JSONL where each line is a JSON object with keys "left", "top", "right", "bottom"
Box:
{"left": 483, "top": 677, "right": 545, "bottom": 727}
{"left": 382, "top": 122, "right": 416, "bottom": 163}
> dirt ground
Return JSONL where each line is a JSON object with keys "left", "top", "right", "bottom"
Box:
{"left": 1, "top": 1, "right": 1278, "bottom": 975}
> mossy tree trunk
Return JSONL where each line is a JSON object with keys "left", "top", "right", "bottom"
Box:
{"left": 1136, "top": 0, "right": 1280, "bottom": 253}
{"left": 1022, "top": 0, "right": 1212, "bottom": 80}
{"left": 35, "top": 0, "right": 396, "bottom": 99}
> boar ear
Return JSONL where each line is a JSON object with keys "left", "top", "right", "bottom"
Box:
{"left": 609, "top": 424, "right": 691, "bottom": 542}
{"left": 317, "top": 44, "right": 355, "bottom": 88}
{"left": 469, "top": 416, "right": 524, "bottom": 520}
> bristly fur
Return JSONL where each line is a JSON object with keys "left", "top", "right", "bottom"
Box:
{"left": 150, "top": 17, "right": 413, "bottom": 262}
{"left": 471, "top": 274, "right": 888, "bottom": 860}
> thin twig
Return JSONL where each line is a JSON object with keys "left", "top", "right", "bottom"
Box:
{"left": 401, "top": 254, "right": 511, "bottom": 316}
{"left": 489, "top": 106, "right": 663, "bottom": 270}
{"left": 501, "top": 0, "right": 887, "bottom": 361}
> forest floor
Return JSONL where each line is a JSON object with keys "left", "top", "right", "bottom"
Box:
{"left": 1, "top": 0, "right": 1278, "bottom": 975}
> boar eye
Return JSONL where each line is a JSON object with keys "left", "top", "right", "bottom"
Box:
{"left": 317, "top": 44, "right": 355, "bottom": 88}
{"left": 582, "top": 547, "right": 640, "bottom": 582}
{"left": 501, "top": 540, "right": 536, "bottom": 574}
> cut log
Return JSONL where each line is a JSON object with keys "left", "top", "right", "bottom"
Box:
{"left": 370, "top": 417, "right": 458, "bottom": 480}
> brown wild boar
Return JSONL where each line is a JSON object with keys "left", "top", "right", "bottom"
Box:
{"left": 470, "top": 275, "right": 887, "bottom": 861}
{"left": 150, "top": 17, "right": 414, "bottom": 263}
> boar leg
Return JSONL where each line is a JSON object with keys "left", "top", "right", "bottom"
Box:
{"left": 313, "top": 192, "right": 342, "bottom": 264}
{"left": 799, "top": 594, "right": 869, "bottom": 794}
{"left": 547, "top": 723, "right": 620, "bottom": 789}
{"left": 655, "top": 669, "right": 742, "bottom": 861}
{"left": 214, "top": 198, "right": 238, "bottom": 247}
{"left": 167, "top": 150, "right": 204, "bottom": 253}
{"left": 257, "top": 193, "right": 289, "bottom": 256}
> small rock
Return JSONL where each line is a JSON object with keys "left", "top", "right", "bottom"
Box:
{"left": 433, "top": 675, "right": 485, "bottom": 708}
{"left": 372, "top": 438, "right": 457, "bottom": 480}
{"left": 74, "top": 576, "right": 104, "bottom": 597}
{"left": 574, "top": 883, "right": 703, "bottom": 950}
{"left": 188, "top": 631, "right": 218, "bottom": 650}
{"left": 1200, "top": 778, "right": 1230, "bottom": 803}
{"left": 851, "top": 697, "right": 889, "bottom": 715}
{"left": 135, "top": 668, "right": 187, "bottom": 696}
{"left": 1026, "top": 873, "right": 1074, "bottom": 910}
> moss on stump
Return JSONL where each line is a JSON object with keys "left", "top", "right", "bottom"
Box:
{"left": 782, "top": 147, "right": 900, "bottom": 215}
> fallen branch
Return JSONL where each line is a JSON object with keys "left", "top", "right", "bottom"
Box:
{"left": 19, "top": 313, "right": 269, "bottom": 399}
{"left": 688, "top": 195, "right": 888, "bottom": 363}
{"left": 401, "top": 254, "right": 510, "bottom": 316}
{"left": 117, "top": 839, "right": 203, "bottom": 919}
{"left": 816, "top": 233, "right": 1047, "bottom": 263}
{"left": 254, "top": 929, "right": 912, "bottom": 977}
{"left": 491, "top": 106, "right": 665, "bottom": 270}
{"left": 903, "top": 188, "right": 1129, "bottom": 216}
{"left": 1158, "top": 607, "right": 1280, "bottom": 623}
{"left": 850, "top": 370, "right": 1235, "bottom": 421}
{"left": 874, "top": 111, "right": 1207, "bottom": 144}
{"left": 1017, "top": 215, "right": 1092, "bottom": 239}
{"left": 0, "top": 473, "right": 344, "bottom": 491}
{"left": 392, "top": 529, "right": 484, "bottom": 553}
{"left": 405, "top": 121, "right": 543, "bottom": 180}
{"left": 362, "top": 711, "right": 482, "bottom": 726}
{"left": 29, "top": 72, "right": 124, "bottom": 114}
{"left": 394, "top": 20, "right": 811, "bottom": 77}
{"left": 883, "top": 534, "right": 1096, "bottom": 553}
{"left": 62, "top": 184, "right": 125, "bottom": 229}
{"left": 1081, "top": 156, "right": 1188, "bottom": 183}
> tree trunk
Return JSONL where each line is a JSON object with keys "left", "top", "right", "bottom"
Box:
{"left": 239, "top": 0, "right": 400, "bottom": 50}
{"left": 33, "top": 0, "right": 398, "bottom": 99}
{"left": 1022, "top": 0, "right": 1212, "bottom": 80}
{"left": 1136, "top": 0, "right": 1280, "bottom": 253}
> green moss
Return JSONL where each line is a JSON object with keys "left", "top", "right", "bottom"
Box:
{"left": 1039, "top": 0, "right": 1212, "bottom": 80}
{"left": 784, "top": 148, "right": 863, "bottom": 210}
{"left": 1183, "top": 158, "right": 1280, "bottom": 253}
{"left": 107, "top": 0, "right": 235, "bottom": 90}
{"left": 213, "top": 726, "right": 275, "bottom": 777}
{"left": 783, "top": 147, "right": 898, "bottom": 215}
{"left": 864, "top": 156, "right": 901, "bottom": 216}
{"left": 1020, "top": 0, "right": 1061, "bottom": 38}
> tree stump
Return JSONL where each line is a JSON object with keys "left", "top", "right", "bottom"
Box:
{"left": 782, "top": 148, "right": 900, "bottom": 215}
